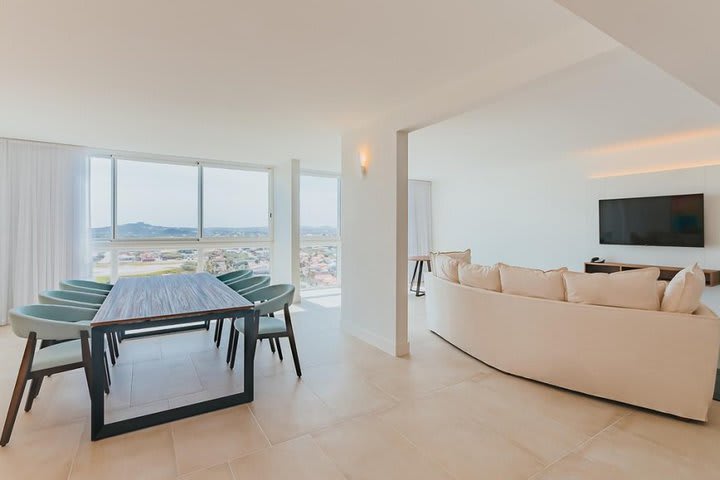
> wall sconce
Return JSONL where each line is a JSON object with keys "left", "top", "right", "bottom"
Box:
{"left": 359, "top": 150, "right": 369, "bottom": 176}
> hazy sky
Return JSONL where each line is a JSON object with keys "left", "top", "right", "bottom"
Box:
{"left": 90, "top": 158, "right": 338, "bottom": 229}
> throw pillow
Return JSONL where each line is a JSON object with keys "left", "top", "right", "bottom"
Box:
{"left": 563, "top": 268, "right": 661, "bottom": 310}
{"left": 498, "top": 263, "right": 567, "bottom": 301}
{"left": 458, "top": 263, "right": 501, "bottom": 291}
{"left": 661, "top": 263, "right": 706, "bottom": 313}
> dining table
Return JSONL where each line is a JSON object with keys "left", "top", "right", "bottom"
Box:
{"left": 89, "top": 272, "right": 255, "bottom": 441}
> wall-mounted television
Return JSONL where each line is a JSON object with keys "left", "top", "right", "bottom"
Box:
{"left": 599, "top": 193, "right": 704, "bottom": 247}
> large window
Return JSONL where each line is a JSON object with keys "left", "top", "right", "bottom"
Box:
{"left": 116, "top": 160, "right": 199, "bottom": 239}
{"left": 203, "top": 167, "right": 270, "bottom": 238}
{"left": 299, "top": 173, "right": 340, "bottom": 289}
{"left": 89, "top": 156, "right": 272, "bottom": 282}
{"left": 90, "top": 157, "right": 112, "bottom": 240}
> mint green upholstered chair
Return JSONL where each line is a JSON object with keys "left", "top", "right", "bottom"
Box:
{"left": 217, "top": 269, "right": 252, "bottom": 284}
{"left": 39, "top": 289, "right": 105, "bottom": 308}
{"left": 230, "top": 275, "right": 270, "bottom": 295}
{"left": 214, "top": 276, "right": 271, "bottom": 347}
{"left": 1, "top": 305, "right": 109, "bottom": 446}
{"left": 229, "top": 285, "right": 300, "bottom": 376}
{"left": 60, "top": 279, "right": 112, "bottom": 296}
{"left": 39, "top": 289, "right": 120, "bottom": 365}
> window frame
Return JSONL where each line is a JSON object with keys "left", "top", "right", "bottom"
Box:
{"left": 89, "top": 153, "right": 274, "bottom": 283}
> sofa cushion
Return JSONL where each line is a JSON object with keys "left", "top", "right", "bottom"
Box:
{"left": 430, "top": 249, "right": 470, "bottom": 282}
{"left": 661, "top": 263, "right": 705, "bottom": 314}
{"left": 563, "top": 267, "right": 661, "bottom": 310}
{"left": 432, "top": 255, "right": 466, "bottom": 283}
{"left": 498, "top": 264, "right": 567, "bottom": 301}
{"left": 430, "top": 249, "right": 470, "bottom": 272}
{"left": 458, "top": 263, "right": 501, "bottom": 291}
{"left": 657, "top": 281, "right": 668, "bottom": 304}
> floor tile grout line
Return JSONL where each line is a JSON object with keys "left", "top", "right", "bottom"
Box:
{"left": 247, "top": 405, "right": 273, "bottom": 447}
{"left": 372, "top": 411, "right": 462, "bottom": 480}
{"left": 526, "top": 411, "right": 633, "bottom": 480}
{"left": 64, "top": 419, "right": 86, "bottom": 480}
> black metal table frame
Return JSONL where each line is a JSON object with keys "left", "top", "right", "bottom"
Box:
{"left": 90, "top": 309, "right": 257, "bottom": 441}
{"left": 118, "top": 321, "right": 209, "bottom": 341}
{"left": 410, "top": 259, "right": 431, "bottom": 297}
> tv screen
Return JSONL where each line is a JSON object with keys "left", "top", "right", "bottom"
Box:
{"left": 599, "top": 194, "right": 704, "bottom": 247}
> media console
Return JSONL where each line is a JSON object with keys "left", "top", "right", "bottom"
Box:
{"left": 584, "top": 261, "right": 720, "bottom": 287}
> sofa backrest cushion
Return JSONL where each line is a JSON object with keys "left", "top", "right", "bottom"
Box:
{"left": 656, "top": 281, "right": 668, "bottom": 304}
{"left": 430, "top": 249, "right": 471, "bottom": 282}
{"left": 498, "top": 263, "right": 567, "bottom": 301}
{"left": 661, "top": 263, "right": 705, "bottom": 314}
{"left": 430, "top": 249, "right": 470, "bottom": 273}
{"left": 563, "top": 267, "right": 661, "bottom": 310}
{"left": 458, "top": 263, "right": 501, "bottom": 291}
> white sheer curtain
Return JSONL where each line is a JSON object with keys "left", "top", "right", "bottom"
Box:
{"left": 408, "top": 180, "right": 432, "bottom": 258}
{"left": 0, "top": 139, "right": 90, "bottom": 325}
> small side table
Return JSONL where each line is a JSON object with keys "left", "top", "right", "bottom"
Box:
{"left": 409, "top": 255, "right": 431, "bottom": 297}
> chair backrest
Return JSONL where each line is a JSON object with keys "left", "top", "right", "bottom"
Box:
{"left": 244, "top": 284, "right": 295, "bottom": 316}
{"left": 39, "top": 290, "right": 105, "bottom": 309}
{"left": 236, "top": 276, "right": 271, "bottom": 295}
{"left": 63, "top": 279, "right": 112, "bottom": 291}
{"left": 60, "top": 280, "right": 111, "bottom": 296}
{"left": 217, "top": 269, "right": 252, "bottom": 284}
{"left": 9, "top": 304, "right": 96, "bottom": 340}
{"left": 228, "top": 275, "right": 270, "bottom": 294}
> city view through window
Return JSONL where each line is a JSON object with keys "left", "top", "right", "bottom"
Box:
{"left": 299, "top": 174, "right": 340, "bottom": 289}
{"left": 90, "top": 158, "right": 339, "bottom": 289}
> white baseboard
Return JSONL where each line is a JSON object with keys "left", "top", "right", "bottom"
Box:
{"left": 341, "top": 321, "right": 409, "bottom": 357}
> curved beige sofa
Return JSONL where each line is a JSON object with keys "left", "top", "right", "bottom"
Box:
{"left": 426, "top": 274, "right": 720, "bottom": 421}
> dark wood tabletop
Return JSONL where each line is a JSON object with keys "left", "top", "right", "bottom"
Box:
{"left": 92, "top": 272, "right": 253, "bottom": 327}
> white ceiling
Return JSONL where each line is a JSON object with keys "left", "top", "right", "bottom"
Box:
{"left": 556, "top": 0, "right": 720, "bottom": 108}
{"left": 0, "top": 0, "right": 605, "bottom": 169}
{"left": 410, "top": 48, "right": 720, "bottom": 179}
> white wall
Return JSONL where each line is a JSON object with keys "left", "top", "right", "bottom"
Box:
{"left": 341, "top": 26, "right": 617, "bottom": 356}
{"left": 410, "top": 48, "right": 720, "bottom": 311}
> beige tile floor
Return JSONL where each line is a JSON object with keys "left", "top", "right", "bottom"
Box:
{"left": 0, "top": 289, "right": 719, "bottom": 479}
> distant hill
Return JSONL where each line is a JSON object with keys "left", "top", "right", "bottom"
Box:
{"left": 92, "top": 222, "right": 337, "bottom": 240}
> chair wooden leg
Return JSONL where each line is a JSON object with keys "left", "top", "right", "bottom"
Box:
{"left": 229, "top": 328, "right": 240, "bottom": 370}
{"left": 24, "top": 376, "right": 43, "bottom": 412}
{"left": 103, "top": 352, "right": 111, "bottom": 393}
{"left": 1, "top": 333, "right": 37, "bottom": 447}
{"left": 284, "top": 305, "right": 302, "bottom": 377}
{"left": 226, "top": 322, "right": 235, "bottom": 364}
{"left": 216, "top": 319, "right": 224, "bottom": 348}
{"left": 213, "top": 319, "right": 220, "bottom": 342}
{"left": 269, "top": 336, "right": 276, "bottom": 353}
{"left": 275, "top": 337, "right": 283, "bottom": 361}
{"left": 106, "top": 333, "right": 116, "bottom": 365}
{"left": 111, "top": 332, "right": 120, "bottom": 358}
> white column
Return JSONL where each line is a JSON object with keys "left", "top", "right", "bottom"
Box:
{"left": 291, "top": 159, "right": 301, "bottom": 302}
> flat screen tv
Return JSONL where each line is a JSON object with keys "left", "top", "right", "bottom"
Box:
{"left": 599, "top": 193, "right": 704, "bottom": 247}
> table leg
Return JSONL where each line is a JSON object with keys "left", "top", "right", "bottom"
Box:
{"left": 410, "top": 261, "right": 419, "bottom": 293}
{"left": 90, "top": 327, "right": 106, "bottom": 441}
{"left": 243, "top": 310, "right": 258, "bottom": 400}
{"left": 415, "top": 261, "right": 425, "bottom": 297}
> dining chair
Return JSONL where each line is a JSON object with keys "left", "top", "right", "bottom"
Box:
{"left": 1, "top": 304, "right": 109, "bottom": 446}
{"left": 39, "top": 290, "right": 120, "bottom": 365}
{"left": 217, "top": 269, "right": 252, "bottom": 284}
{"left": 39, "top": 289, "right": 106, "bottom": 308}
{"left": 214, "top": 275, "right": 271, "bottom": 347}
{"left": 228, "top": 284, "right": 301, "bottom": 377}
{"left": 60, "top": 279, "right": 112, "bottom": 296}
